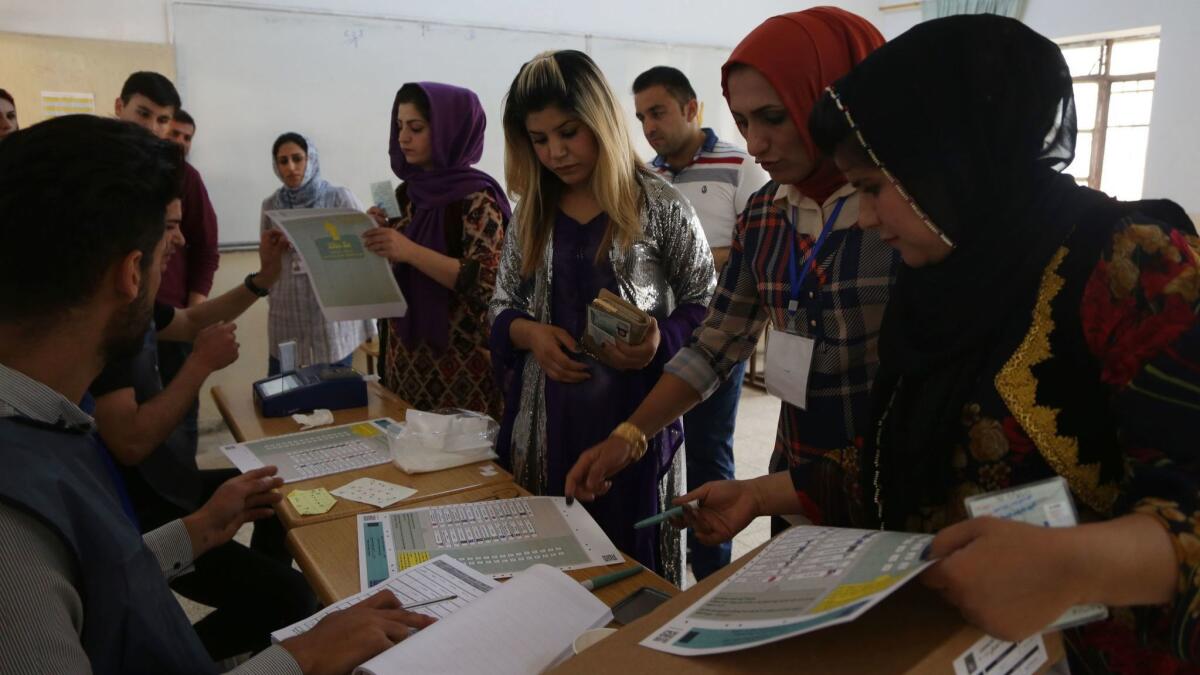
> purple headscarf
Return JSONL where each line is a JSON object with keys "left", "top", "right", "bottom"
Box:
{"left": 388, "top": 82, "right": 511, "bottom": 352}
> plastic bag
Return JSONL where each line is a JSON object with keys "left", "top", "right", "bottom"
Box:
{"left": 387, "top": 408, "right": 499, "bottom": 474}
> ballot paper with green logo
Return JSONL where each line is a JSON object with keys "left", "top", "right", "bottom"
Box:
{"left": 266, "top": 208, "right": 407, "bottom": 321}
{"left": 642, "top": 525, "right": 936, "bottom": 656}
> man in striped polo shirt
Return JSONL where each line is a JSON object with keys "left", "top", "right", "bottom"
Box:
{"left": 633, "top": 66, "right": 768, "bottom": 580}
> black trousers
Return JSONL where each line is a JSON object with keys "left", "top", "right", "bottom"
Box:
{"left": 129, "top": 468, "right": 320, "bottom": 660}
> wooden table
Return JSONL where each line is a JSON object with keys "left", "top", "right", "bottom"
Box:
{"left": 551, "top": 543, "right": 1065, "bottom": 674}
{"left": 211, "top": 383, "right": 512, "bottom": 529}
{"left": 286, "top": 481, "right": 678, "bottom": 609}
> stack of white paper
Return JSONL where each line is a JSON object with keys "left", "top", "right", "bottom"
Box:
{"left": 356, "top": 564, "right": 611, "bottom": 675}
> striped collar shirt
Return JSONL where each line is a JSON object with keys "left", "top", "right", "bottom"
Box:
{"left": 651, "top": 128, "right": 769, "bottom": 249}
{"left": 0, "top": 363, "right": 94, "bottom": 431}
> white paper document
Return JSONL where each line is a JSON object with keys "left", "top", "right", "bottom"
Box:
{"left": 354, "top": 564, "right": 612, "bottom": 675}
{"left": 331, "top": 477, "right": 417, "bottom": 508}
{"left": 271, "top": 555, "right": 497, "bottom": 642}
{"left": 643, "top": 525, "right": 935, "bottom": 656}
{"left": 266, "top": 208, "right": 407, "bottom": 322}
{"left": 953, "top": 633, "right": 1048, "bottom": 675}
{"left": 357, "top": 496, "right": 623, "bottom": 590}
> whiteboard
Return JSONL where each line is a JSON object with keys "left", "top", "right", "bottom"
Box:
{"left": 172, "top": 3, "right": 737, "bottom": 245}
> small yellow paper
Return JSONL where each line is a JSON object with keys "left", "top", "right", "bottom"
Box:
{"left": 287, "top": 488, "right": 337, "bottom": 516}
{"left": 396, "top": 551, "right": 432, "bottom": 570}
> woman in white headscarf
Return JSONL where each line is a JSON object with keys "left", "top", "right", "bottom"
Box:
{"left": 261, "top": 132, "right": 375, "bottom": 374}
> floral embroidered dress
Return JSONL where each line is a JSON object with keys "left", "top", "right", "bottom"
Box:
{"left": 794, "top": 215, "right": 1200, "bottom": 672}
{"left": 380, "top": 188, "right": 505, "bottom": 419}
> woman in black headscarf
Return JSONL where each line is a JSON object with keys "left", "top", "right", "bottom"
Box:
{"left": 675, "top": 15, "right": 1200, "bottom": 670}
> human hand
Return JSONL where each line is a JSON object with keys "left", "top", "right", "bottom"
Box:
{"left": 256, "top": 229, "right": 289, "bottom": 286}
{"left": 564, "top": 435, "right": 637, "bottom": 502}
{"left": 362, "top": 227, "right": 415, "bottom": 263}
{"left": 281, "top": 591, "right": 437, "bottom": 675}
{"left": 190, "top": 322, "right": 239, "bottom": 373}
{"left": 366, "top": 206, "right": 390, "bottom": 228}
{"left": 921, "top": 517, "right": 1086, "bottom": 642}
{"left": 672, "top": 480, "right": 761, "bottom": 546}
{"left": 182, "top": 466, "right": 283, "bottom": 557}
{"left": 521, "top": 321, "right": 590, "bottom": 383}
{"left": 601, "top": 318, "right": 660, "bottom": 370}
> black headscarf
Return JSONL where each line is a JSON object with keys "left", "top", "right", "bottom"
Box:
{"left": 809, "top": 15, "right": 1189, "bottom": 528}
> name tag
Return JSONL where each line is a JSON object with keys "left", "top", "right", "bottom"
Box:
{"left": 764, "top": 328, "right": 816, "bottom": 409}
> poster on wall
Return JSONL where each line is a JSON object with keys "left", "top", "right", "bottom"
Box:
{"left": 41, "top": 91, "right": 95, "bottom": 117}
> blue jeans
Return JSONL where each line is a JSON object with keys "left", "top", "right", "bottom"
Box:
{"left": 268, "top": 352, "right": 354, "bottom": 376}
{"left": 682, "top": 359, "right": 745, "bottom": 580}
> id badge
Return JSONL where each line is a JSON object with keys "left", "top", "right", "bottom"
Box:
{"left": 964, "top": 477, "right": 1108, "bottom": 630}
{"left": 765, "top": 328, "right": 816, "bottom": 409}
{"left": 289, "top": 252, "right": 307, "bottom": 277}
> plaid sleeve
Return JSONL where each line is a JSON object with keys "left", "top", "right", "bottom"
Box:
{"left": 666, "top": 190, "right": 771, "bottom": 398}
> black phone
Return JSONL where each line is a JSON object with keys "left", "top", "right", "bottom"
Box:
{"left": 611, "top": 586, "right": 673, "bottom": 625}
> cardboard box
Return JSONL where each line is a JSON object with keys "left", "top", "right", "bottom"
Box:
{"left": 551, "top": 544, "right": 1064, "bottom": 674}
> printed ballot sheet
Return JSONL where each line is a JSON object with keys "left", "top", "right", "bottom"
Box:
{"left": 271, "top": 555, "right": 497, "bottom": 642}
{"left": 643, "top": 525, "right": 935, "bottom": 656}
{"left": 221, "top": 418, "right": 396, "bottom": 483}
{"left": 266, "top": 208, "right": 407, "bottom": 322}
{"left": 357, "top": 496, "right": 623, "bottom": 590}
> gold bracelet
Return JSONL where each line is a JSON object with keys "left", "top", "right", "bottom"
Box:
{"left": 610, "top": 422, "right": 648, "bottom": 463}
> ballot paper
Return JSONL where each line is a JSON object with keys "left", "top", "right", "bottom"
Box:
{"left": 266, "top": 208, "right": 407, "bottom": 322}
{"left": 331, "top": 477, "right": 417, "bottom": 509}
{"left": 357, "top": 496, "right": 623, "bottom": 589}
{"left": 965, "top": 477, "right": 1108, "bottom": 630}
{"left": 643, "top": 525, "right": 935, "bottom": 656}
{"left": 271, "top": 555, "right": 497, "bottom": 642}
{"left": 354, "top": 564, "right": 611, "bottom": 675}
{"left": 287, "top": 488, "right": 337, "bottom": 516}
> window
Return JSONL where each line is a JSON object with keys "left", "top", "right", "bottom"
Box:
{"left": 1060, "top": 35, "right": 1159, "bottom": 200}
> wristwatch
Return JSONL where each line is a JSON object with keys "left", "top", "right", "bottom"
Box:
{"left": 244, "top": 272, "right": 270, "bottom": 297}
{"left": 610, "top": 422, "right": 648, "bottom": 463}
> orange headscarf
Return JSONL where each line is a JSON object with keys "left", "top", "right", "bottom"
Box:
{"left": 722, "top": 7, "right": 884, "bottom": 204}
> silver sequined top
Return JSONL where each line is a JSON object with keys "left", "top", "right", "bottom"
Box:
{"left": 490, "top": 170, "right": 716, "bottom": 492}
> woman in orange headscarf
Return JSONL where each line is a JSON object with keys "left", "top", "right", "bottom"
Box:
{"left": 567, "top": 7, "right": 891, "bottom": 536}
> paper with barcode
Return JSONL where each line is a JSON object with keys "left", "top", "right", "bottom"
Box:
{"left": 643, "top": 525, "right": 935, "bottom": 656}
{"left": 356, "top": 496, "right": 623, "bottom": 590}
{"left": 271, "top": 555, "right": 497, "bottom": 643}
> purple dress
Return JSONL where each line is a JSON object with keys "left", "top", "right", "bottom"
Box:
{"left": 493, "top": 211, "right": 705, "bottom": 574}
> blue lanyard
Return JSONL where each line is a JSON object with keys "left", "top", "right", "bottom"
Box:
{"left": 787, "top": 196, "right": 847, "bottom": 313}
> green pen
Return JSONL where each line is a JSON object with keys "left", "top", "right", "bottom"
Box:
{"left": 580, "top": 565, "right": 643, "bottom": 591}
{"left": 633, "top": 499, "right": 700, "bottom": 530}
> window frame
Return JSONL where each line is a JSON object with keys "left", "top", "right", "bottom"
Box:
{"left": 1064, "top": 33, "right": 1158, "bottom": 190}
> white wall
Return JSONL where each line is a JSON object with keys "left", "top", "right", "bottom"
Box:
{"left": 879, "top": 0, "right": 1200, "bottom": 213}
{"left": 1, "top": 0, "right": 883, "bottom": 47}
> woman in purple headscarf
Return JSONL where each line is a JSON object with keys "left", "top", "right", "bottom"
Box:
{"left": 363, "top": 83, "right": 510, "bottom": 419}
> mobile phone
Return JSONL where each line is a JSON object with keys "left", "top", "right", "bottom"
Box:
{"left": 611, "top": 586, "right": 672, "bottom": 626}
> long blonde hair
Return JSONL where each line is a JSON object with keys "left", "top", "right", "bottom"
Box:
{"left": 502, "top": 50, "right": 648, "bottom": 278}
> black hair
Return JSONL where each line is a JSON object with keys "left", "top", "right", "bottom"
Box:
{"left": 632, "top": 66, "right": 697, "bottom": 106}
{"left": 395, "top": 83, "right": 431, "bottom": 120}
{"left": 0, "top": 89, "right": 13, "bottom": 106}
{"left": 809, "top": 91, "right": 870, "bottom": 166}
{"left": 272, "top": 132, "right": 307, "bottom": 158}
{"left": 0, "top": 115, "right": 183, "bottom": 323}
{"left": 173, "top": 109, "right": 195, "bottom": 127}
{"left": 120, "top": 71, "right": 181, "bottom": 110}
